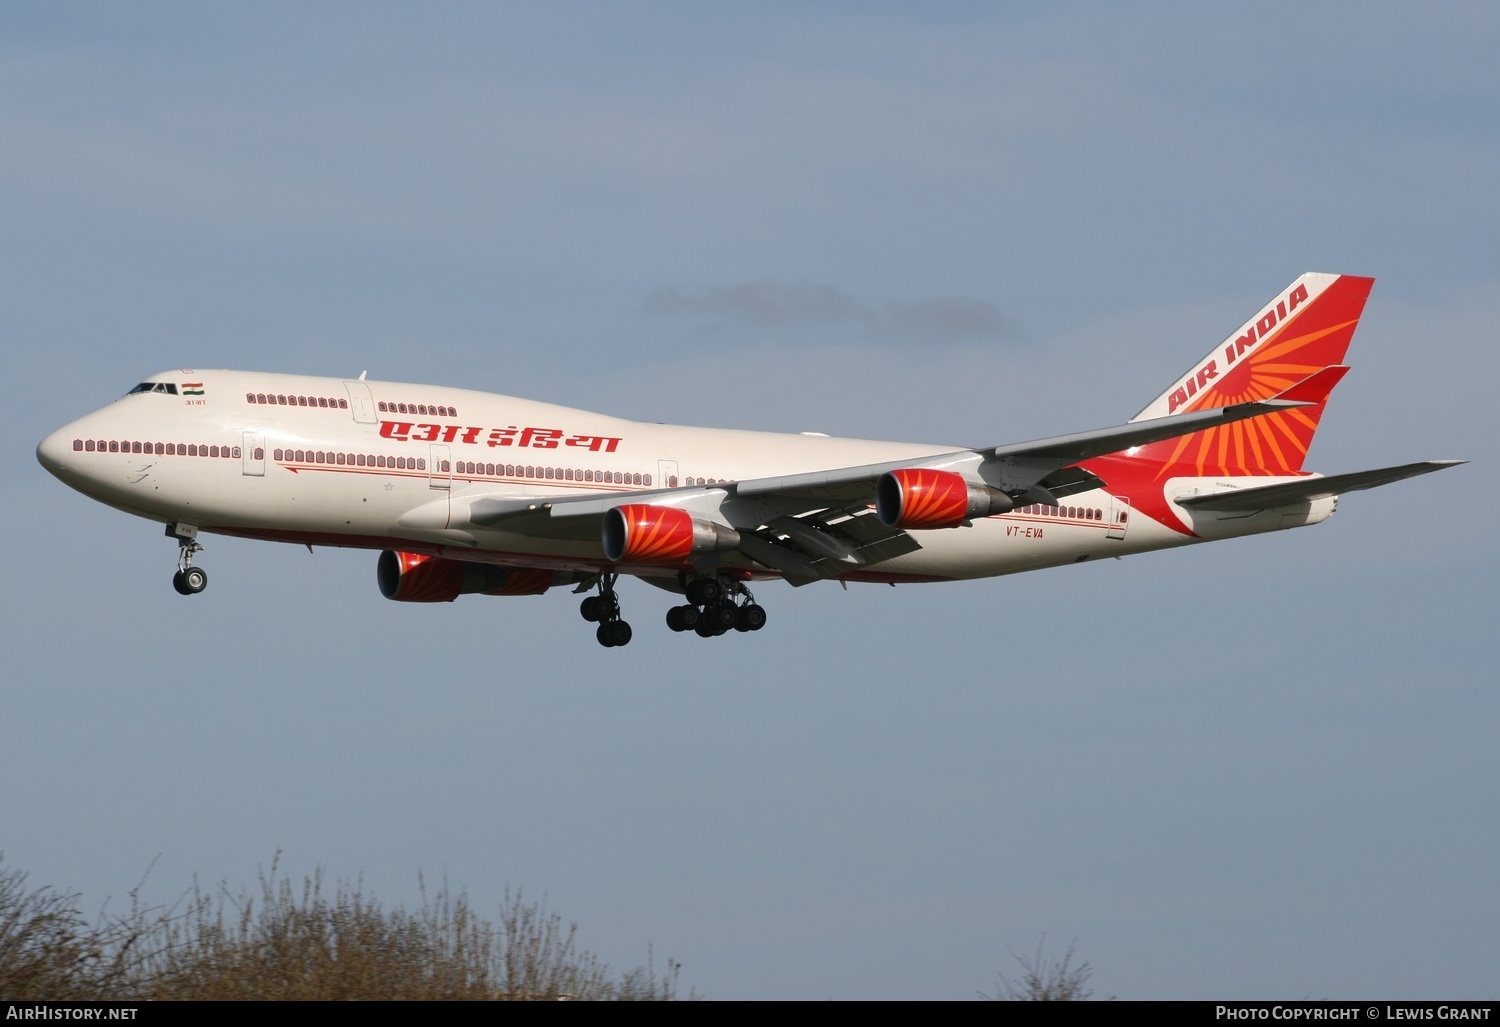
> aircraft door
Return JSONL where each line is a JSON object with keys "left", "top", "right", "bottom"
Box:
{"left": 1106, "top": 495, "right": 1129, "bottom": 540}
{"left": 344, "top": 381, "right": 377, "bottom": 424}
{"left": 658, "top": 459, "right": 679, "bottom": 489}
{"left": 429, "top": 445, "right": 451, "bottom": 490}
{"left": 242, "top": 432, "right": 265, "bottom": 477}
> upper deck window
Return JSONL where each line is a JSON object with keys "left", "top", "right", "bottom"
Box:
{"left": 126, "top": 382, "right": 179, "bottom": 396}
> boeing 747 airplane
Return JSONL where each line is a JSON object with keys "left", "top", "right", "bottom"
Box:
{"left": 37, "top": 273, "right": 1461, "bottom": 646}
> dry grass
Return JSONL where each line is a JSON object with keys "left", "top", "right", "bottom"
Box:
{"left": 0, "top": 860, "right": 97, "bottom": 999}
{"left": 0, "top": 854, "right": 685, "bottom": 1001}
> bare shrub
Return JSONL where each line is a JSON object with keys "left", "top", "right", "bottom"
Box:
{"left": 2, "top": 854, "right": 685, "bottom": 1001}
{"left": 984, "top": 936, "right": 1100, "bottom": 1001}
{"left": 0, "top": 856, "right": 96, "bottom": 999}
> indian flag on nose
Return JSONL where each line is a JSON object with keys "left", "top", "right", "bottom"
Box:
{"left": 182, "top": 382, "right": 205, "bottom": 395}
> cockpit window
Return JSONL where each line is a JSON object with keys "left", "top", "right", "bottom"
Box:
{"left": 126, "top": 382, "right": 179, "bottom": 396}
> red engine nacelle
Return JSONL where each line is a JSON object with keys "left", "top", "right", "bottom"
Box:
{"left": 875, "top": 468, "right": 1012, "bottom": 529}
{"left": 601, "top": 504, "right": 740, "bottom": 564}
{"left": 377, "top": 551, "right": 466, "bottom": 602}
{"left": 377, "top": 551, "right": 567, "bottom": 602}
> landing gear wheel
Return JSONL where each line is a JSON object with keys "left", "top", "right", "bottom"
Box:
{"left": 172, "top": 570, "right": 191, "bottom": 595}
{"left": 581, "top": 596, "right": 601, "bottom": 622}
{"left": 597, "top": 623, "right": 616, "bottom": 647}
{"left": 686, "top": 577, "right": 724, "bottom": 606}
{"left": 710, "top": 602, "right": 738, "bottom": 630}
{"left": 694, "top": 619, "right": 718, "bottom": 638}
{"left": 665, "top": 605, "right": 702, "bottom": 632}
{"left": 181, "top": 566, "right": 208, "bottom": 594}
{"left": 607, "top": 620, "right": 632, "bottom": 647}
{"left": 736, "top": 604, "right": 767, "bottom": 632}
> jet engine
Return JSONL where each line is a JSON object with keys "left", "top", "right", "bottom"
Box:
{"left": 601, "top": 504, "right": 740, "bottom": 564}
{"left": 376, "top": 551, "right": 567, "bottom": 602}
{"left": 875, "top": 468, "right": 1013, "bottom": 529}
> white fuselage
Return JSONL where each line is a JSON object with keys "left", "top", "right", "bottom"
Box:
{"left": 37, "top": 369, "right": 1332, "bottom": 586}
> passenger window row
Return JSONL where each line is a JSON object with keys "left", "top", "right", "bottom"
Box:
{"left": 74, "top": 439, "right": 240, "bottom": 458}
{"left": 247, "top": 393, "right": 348, "bottom": 409}
{"left": 451, "top": 461, "right": 652, "bottom": 486}
{"left": 275, "top": 449, "right": 426, "bottom": 471}
{"left": 378, "top": 401, "right": 456, "bottom": 417}
{"left": 1015, "top": 503, "right": 1108, "bottom": 521}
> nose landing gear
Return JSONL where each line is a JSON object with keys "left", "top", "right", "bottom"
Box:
{"left": 167, "top": 523, "right": 207, "bottom": 595}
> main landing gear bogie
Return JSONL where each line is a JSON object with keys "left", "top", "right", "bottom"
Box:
{"left": 667, "top": 577, "right": 767, "bottom": 639}
{"left": 581, "top": 573, "right": 633, "bottom": 647}
{"left": 167, "top": 523, "right": 207, "bottom": 597}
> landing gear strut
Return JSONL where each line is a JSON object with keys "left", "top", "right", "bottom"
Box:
{"left": 580, "top": 572, "right": 632, "bottom": 647}
{"left": 667, "top": 575, "right": 767, "bottom": 638}
{"left": 167, "top": 523, "right": 207, "bottom": 596}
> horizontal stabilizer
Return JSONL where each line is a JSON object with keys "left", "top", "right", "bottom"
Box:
{"left": 1271, "top": 364, "right": 1349, "bottom": 404}
{"left": 1175, "top": 460, "right": 1465, "bottom": 512}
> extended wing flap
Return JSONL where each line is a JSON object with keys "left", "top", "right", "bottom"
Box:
{"left": 1176, "top": 460, "right": 1465, "bottom": 512}
{"left": 761, "top": 507, "right": 923, "bottom": 570}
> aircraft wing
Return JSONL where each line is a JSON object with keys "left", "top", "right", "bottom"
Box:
{"left": 1174, "top": 460, "right": 1465, "bottom": 513}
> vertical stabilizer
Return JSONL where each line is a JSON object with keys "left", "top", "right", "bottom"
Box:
{"left": 1130, "top": 273, "right": 1374, "bottom": 476}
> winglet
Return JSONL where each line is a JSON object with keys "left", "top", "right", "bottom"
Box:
{"left": 1269, "top": 365, "right": 1350, "bottom": 405}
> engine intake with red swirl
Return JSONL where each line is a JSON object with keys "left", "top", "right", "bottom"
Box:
{"left": 875, "top": 468, "right": 1013, "bottom": 529}
{"left": 602, "top": 504, "right": 740, "bottom": 564}
{"left": 377, "top": 551, "right": 572, "bottom": 602}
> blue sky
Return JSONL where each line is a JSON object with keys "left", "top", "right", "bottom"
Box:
{"left": 3, "top": 3, "right": 1496, "bottom": 999}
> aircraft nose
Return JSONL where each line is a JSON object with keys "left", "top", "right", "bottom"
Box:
{"left": 37, "top": 425, "right": 78, "bottom": 479}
